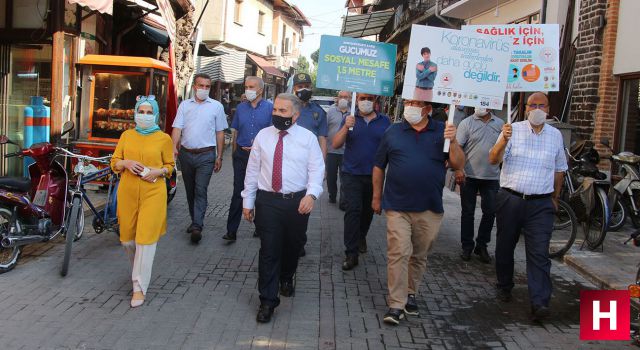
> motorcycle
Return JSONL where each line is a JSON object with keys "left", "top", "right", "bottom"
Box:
{"left": 601, "top": 138, "right": 640, "bottom": 229}
{"left": 0, "top": 121, "right": 83, "bottom": 274}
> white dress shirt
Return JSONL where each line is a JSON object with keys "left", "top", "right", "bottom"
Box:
{"left": 172, "top": 97, "right": 228, "bottom": 149}
{"left": 242, "top": 124, "right": 325, "bottom": 209}
{"left": 499, "top": 121, "right": 568, "bottom": 195}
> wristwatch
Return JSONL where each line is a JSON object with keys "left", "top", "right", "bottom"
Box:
{"left": 309, "top": 194, "right": 317, "bottom": 200}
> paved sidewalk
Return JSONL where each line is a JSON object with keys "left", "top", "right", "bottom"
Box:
{"left": 0, "top": 151, "right": 631, "bottom": 349}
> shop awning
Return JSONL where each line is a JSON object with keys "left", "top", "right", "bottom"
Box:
{"left": 247, "top": 54, "right": 286, "bottom": 79}
{"left": 196, "top": 45, "right": 246, "bottom": 84}
{"left": 68, "top": 0, "right": 113, "bottom": 15}
{"left": 139, "top": 23, "right": 169, "bottom": 48}
{"left": 341, "top": 9, "right": 394, "bottom": 38}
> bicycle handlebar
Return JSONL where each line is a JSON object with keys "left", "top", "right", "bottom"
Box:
{"left": 56, "top": 147, "right": 112, "bottom": 163}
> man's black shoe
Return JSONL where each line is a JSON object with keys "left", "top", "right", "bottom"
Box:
{"left": 280, "top": 281, "right": 295, "bottom": 297}
{"left": 404, "top": 294, "right": 419, "bottom": 316}
{"left": 190, "top": 229, "right": 202, "bottom": 244}
{"left": 222, "top": 232, "right": 237, "bottom": 241}
{"left": 329, "top": 197, "right": 337, "bottom": 204}
{"left": 531, "top": 305, "right": 550, "bottom": 321}
{"left": 496, "top": 289, "right": 512, "bottom": 302}
{"left": 383, "top": 308, "right": 405, "bottom": 325}
{"left": 256, "top": 304, "right": 274, "bottom": 323}
{"left": 460, "top": 249, "right": 472, "bottom": 261}
{"left": 342, "top": 255, "right": 358, "bottom": 271}
{"left": 474, "top": 246, "right": 492, "bottom": 264}
{"left": 358, "top": 239, "right": 368, "bottom": 254}
{"left": 299, "top": 247, "right": 306, "bottom": 257}
{"left": 253, "top": 230, "right": 260, "bottom": 238}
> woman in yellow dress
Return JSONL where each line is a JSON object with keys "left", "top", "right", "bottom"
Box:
{"left": 111, "top": 95, "right": 175, "bottom": 308}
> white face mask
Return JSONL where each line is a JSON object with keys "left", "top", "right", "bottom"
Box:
{"left": 245, "top": 89, "right": 258, "bottom": 102}
{"left": 403, "top": 106, "right": 424, "bottom": 125}
{"left": 358, "top": 100, "right": 374, "bottom": 115}
{"left": 475, "top": 108, "right": 488, "bottom": 116}
{"left": 337, "top": 98, "right": 349, "bottom": 110}
{"left": 135, "top": 113, "right": 156, "bottom": 129}
{"left": 195, "top": 88, "right": 210, "bottom": 101}
{"left": 527, "top": 108, "right": 547, "bottom": 126}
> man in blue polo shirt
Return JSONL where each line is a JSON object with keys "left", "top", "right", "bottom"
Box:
{"left": 223, "top": 76, "right": 273, "bottom": 242}
{"left": 373, "top": 99, "right": 464, "bottom": 325}
{"left": 333, "top": 93, "right": 391, "bottom": 271}
{"left": 292, "top": 72, "right": 328, "bottom": 257}
{"left": 292, "top": 73, "right": 328, "bottom": 158}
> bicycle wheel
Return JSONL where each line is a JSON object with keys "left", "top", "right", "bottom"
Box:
{"left": 549, "top": 200, "right": 578, "bottom": 258}
{"left": 608, "top": 198, "right": 627, "bottom": 231}
{"left": 583, "top": 187, "right": 609, "bottom": 250}
{"left": 73, "top": 205, "right": 85, "bottom": 241}
{"left": 61, "top": 197, "right": 82, "bottom": 277}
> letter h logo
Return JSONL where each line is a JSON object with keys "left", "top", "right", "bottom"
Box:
{"left": 580, "top": 290, "right": 630, "bottom": 340}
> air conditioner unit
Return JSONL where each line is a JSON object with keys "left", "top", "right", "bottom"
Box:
{"left": 267, "top": 44, "right": 277, "bottom": 56}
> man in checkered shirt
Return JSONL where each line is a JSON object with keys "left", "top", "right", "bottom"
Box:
{"left": 488, "top": 92, "right": 568, "bottom": 322}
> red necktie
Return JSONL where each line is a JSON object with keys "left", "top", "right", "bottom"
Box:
{"left": 272, "top": 130, "right": 287, "bottom": 192}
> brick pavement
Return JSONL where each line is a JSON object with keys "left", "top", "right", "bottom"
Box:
{"left": 0, "top": 152, "right": 631, "bottom": 349}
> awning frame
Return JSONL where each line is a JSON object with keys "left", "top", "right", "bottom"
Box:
{"left": 341, "top": 9, "right": 395, "bottom": 38}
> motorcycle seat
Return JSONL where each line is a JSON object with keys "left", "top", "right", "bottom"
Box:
{"left": 613, "top": 152, "right": 640, "bottom": 164}
{"left": 0, "top": 177, "right": 31, "bottom": 193}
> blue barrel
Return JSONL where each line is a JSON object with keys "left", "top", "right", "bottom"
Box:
{"left": 23, "top": 96, "right": 50, "bottom": 176}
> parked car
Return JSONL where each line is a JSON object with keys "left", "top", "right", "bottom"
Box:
{"left": 311, "top": 96, "right": 335, "bottom": 112}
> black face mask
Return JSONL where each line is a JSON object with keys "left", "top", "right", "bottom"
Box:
{"left": 296, "top": 88, "right": 312, "bottom": 102}
{"left": 272, "top": 114, "right": 294, "bottom": 131}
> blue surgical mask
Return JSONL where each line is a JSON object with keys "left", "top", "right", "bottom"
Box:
{"left": 135, "top": 113, "right": 156, "bottom": 129}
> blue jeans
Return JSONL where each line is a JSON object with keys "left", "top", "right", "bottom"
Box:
{"left": 226, "top": 148, "right": 249, "bottom": 234}
{"left": 460, "top": 178, "right": 499, "bottom": 252}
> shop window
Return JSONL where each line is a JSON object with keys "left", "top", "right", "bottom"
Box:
{"left": 12, "top": 0, "right": 48, "bottom": 29}
{"left": 90, "top": 72, "right": 147, "bottom": 140}
{"left": 618, "top": 78, "right": 640, "bottom": 154}
{"left": 5, "top": 44, "right": 52, "bottom": 176}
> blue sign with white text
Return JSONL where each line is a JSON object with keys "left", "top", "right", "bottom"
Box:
{"left": 316, "top": 35, "right": 397, "bottom": 96}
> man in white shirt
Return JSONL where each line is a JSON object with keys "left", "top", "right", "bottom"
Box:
{"left": 242, "top": 93, "right": 325, "bottom": 323}
{"left": 171, "top": 73, "right": 228, "bottom": 244}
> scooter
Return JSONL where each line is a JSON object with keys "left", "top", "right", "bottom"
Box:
{"left": 602, "top": 138, "right": 640, "bottom": 229}
{"left": 0, "top": 121, "right": 77, "bottom": 274}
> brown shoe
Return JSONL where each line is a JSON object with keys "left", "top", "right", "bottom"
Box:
{"left": 342, "top": 255, "right": 358, "bottom": 270}
{"left": 190, "top": 228, "right": 202, "bottom": 244}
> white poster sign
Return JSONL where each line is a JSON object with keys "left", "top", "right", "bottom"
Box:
{"left": 463, "top": 24, "right": 560, "bottom": 92}
{"left": 402, "top": 25, "right": 512, "bottom": 109}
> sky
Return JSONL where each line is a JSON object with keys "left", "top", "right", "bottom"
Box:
{"left": 289, "top": 0, "right": 347, "bottom": 68}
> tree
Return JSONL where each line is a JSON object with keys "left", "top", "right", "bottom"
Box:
{"left": 297, "top": 56, "right": 310, "bottom": 74}
{"left": 311, "top": 48, "right": 319, "bottom": 66}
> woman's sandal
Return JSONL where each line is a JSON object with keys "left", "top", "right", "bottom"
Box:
{"left": 131, "top": 291, "right": 145, "bottom": 308}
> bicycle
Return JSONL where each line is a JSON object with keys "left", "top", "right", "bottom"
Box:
{"left": 549, "top": 199, "right": 578, "bottom": 258}
{"left": 58, "top": 148, "right": 115, "bottom": 276}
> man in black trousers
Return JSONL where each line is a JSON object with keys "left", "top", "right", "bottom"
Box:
{"left": 242, "top": 93, "right": 324, "bottom": 323}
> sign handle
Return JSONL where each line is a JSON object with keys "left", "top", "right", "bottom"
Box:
{"left": 507, "top": 91, "right": 512, "bottom": 124}
{"left": 349, "top": 91, "right": 356, "bottom": 131}
{"left": 443, "top": 105, "right": 456, "bottom": 152}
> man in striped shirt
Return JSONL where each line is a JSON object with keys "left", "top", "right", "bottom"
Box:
{"left": 488, "top": 92, "right": 568, "bottom": 322}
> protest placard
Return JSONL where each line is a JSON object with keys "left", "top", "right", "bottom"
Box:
{"left": 463, "top": 24, "right": 560, "bottom": 92}
{"left": 401, "top": 25, "right": 512, "bottom": 109}
{"left": 316, "top": 35, "right": 397, "bottom": 96}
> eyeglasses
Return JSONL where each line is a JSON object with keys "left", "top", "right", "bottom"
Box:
{"left": 136, "top": 95, "right": 156, "bottom": 102}
{"left": 526, "top": 103, "right": 547, "bottom": 109}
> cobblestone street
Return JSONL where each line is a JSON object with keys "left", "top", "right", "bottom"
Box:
{"left": 0, "top": 153, "right": 632, "bottom": 349}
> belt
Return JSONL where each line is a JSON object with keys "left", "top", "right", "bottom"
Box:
{"left": 502, "top": 187, "right": 553, "bottom": 200}
{"left": 258, "top": 189, "right": 306, "bottom": 200}
{"left": 181, "top": 146, "right": 215, "bottom": 154}
{"left": 416, "top": 86, "right": 433, "bottom": 90}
